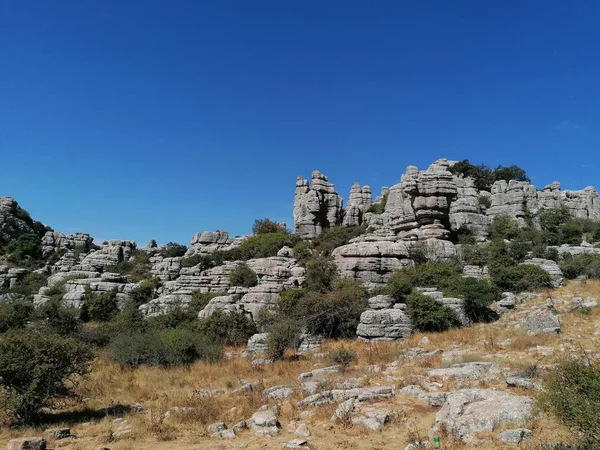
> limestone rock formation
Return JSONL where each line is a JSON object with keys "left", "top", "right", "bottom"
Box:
{"left": 0, "top": 197, "right": 46, "bottom": 243}
{"left": 0, "top": 266, "right": 29, "bottom": 290}
{"left": 294, "top": 171, "right": 343, "bottom": 239}
{"left": 356, "top": 296, "right": 412, "bottom": 341}
{"left": 342, "top": 182, "right": 372, "bottom": 227}
{"left": 185, "top": 230, "right": 247, "bottom": 256}
{"left": 41, "top": 231, "right": 92, "bottom": 257}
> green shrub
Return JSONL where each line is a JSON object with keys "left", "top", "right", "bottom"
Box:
{"left": 405, "top": 293, "right": 461, "bottom": 332}
{"left": 478, "top": 196, "right": 491, "bottom": 208}
{"left": 128, "top": 278, "right": 159, "bottom": 308}
{"left": 195, "top": 310, "right": 258, "bottom": 346}
{"left": 229, "top": 263, "right": 258, "bottom": 287}
{"left": 507, "top": 235, "right": 532, "bottom": 262}
{"left": 236, "top": 232, "right": 299, "bottom": 260}
{"left": 489, "top": 215, "right": 520, "bottom": 240}
{"left": 559, "top": 254, "right": 600, "bottom": 280}
{"left": 300, "top": 279, "right": 368, "bottom": 339}
{"left": 310, "top": 226, "right": 367, "bottom": 256}
{"left": 461, "top": 243, "right": 488, "bottom": 266}
{"left": 447, "top": 277, "right": 500, "bottom": 323}
{"left": 252, "top": 218, "right": 287, "bottom": 235}
{"left": 187, "top": 291, "right": 221, "bottom": 316}
{"left": 367, "top": 192, "right": 388, "bottom": 214}
{"left": 408, "top": 262, "right": 462, "bottom": 291}
{"left": 386, "top": 270, "right": 413, "bottom": 302}
{"left": 34, "top": 298, "right": 82, "bottom": 336}
{"left": 266, "top": 320, "right": 302, "bottom": 360}
{"left": 490, "top": 264, "right": 552, "bottom": 292}
{"left": 2, "top": 273, "right": 48, "bottom": 299}
{"left": 160, "top": 242, "right": 188, "bottom": 258}
{"left": 79, "top": 324, "right": 112, "bottom": 348}
{"left": 329, "top": 347, "right": 357, "bottom": 370}
{"left": 449, "top": 160, "right": 530, "bottom": 191}
{"left": 81, "top": 289, "right": 119, "bottom": 322}
{"left": 5, "top": 234, "right": 43, "bottom": 265}
{"left": 485, "top": 238, "right": 515, "bottom": 269}
{"left": 304, "top": 255, "right": 338, "bottom": 293}
{"left": 180, "top": 253, "right": 215, "bottom": 269}
{"left": 0, "top": 300, "right": 34, "bottom": 334}
{"left": 104, "top": 250, "right": 152, "bottom": 282}
{"left": 292, "top": 241, "right": 312, "bottom": 264}
{"left": 539, "top": 356, "right": 600, "bottom": 449}
{"left": 0, "top": 331, "right": 92, "bottom": 424}
{"left": 110, "top": 328, "right": 222, "bottom": 368}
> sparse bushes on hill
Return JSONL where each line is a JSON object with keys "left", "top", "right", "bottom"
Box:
{"left": 404, "top": 293, "right": 461, "bottom": 332}
{"left": 104, "top": 249, "right": 152, "bottom": 282}
{"left": 1, "top": 272, "right": 48, "bottom": 300}
{"left": 0, "top": 300, "right": 33, "bottom": 334}
{"left": 309, "top": 226, "right": 367, "bottom": 257}
{"left": 80, "top": 289, "right": 119, "bottom": 322}
{"left": 266, "top": 320, "right": 302, "bottom": 360}
{"left": 447, "top": 277, "right": 500, "bottom": 323}
{"left": 329, "top": 347, "right": 357, "bottom": 370}
{"left": 304, "top": 255, "right": 338, "bottom": 293}
{"left": 539, "top": 356, "right": 600, "bottom": 449}
{"left": 0, "top": 330, "right": 92, "bottom": 424}
{"left": 159, "top": 242, "right": 188, "bottom": 258}
{"left": 489, "top": 215, "right": 520, "bottom": 241}
{"left": 194, "top": 310, "right": 258, "bottom": 347}
{"left": 229, "top": 263, "right": 258, "bottom": 287}
{"left": 187, "top": 291, "right": 221, "bottom": 316}
{"left": 559, "top": 254, "right": 600, "bottom": 280}
{"left": 235, "top": 232, "right": 299, "bottom": 260}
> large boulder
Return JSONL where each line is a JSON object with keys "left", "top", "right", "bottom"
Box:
{"left": 356, "top": 305, "right": 412, "bottom": 341}
{"left": 435, "top": 389, "right": 533, "bottom": 442}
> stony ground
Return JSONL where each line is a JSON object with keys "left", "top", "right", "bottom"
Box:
{"left": 4, "top": 280, "right": 600, "bottom": 450}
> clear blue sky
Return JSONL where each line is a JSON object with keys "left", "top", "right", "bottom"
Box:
{"left": 1, "top": 1, "right": 599, "bottom": 245}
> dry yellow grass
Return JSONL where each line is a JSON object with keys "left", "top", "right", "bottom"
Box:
{"left": 3, "top": 280, "right": 600, "bottom": 449}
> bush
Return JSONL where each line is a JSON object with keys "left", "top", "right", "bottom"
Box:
{"left": 2, "top": 273, "right": 48, "bottom": 299}
{"left": 252, "top": 218, "right": 287, "bottom": 235}
{"left": 489, "top": 215, "right": 520, "bottom": 240}
{"left": 329, "top": 347, "right": 357, "bottom": 370}
{"left": 449, "top": 160, "right": 530, "bottom": 191}
{"left": 367, "top": 192, "right": 388, "bottom": 214}
{"left": 447, "top": 277, "right": 500, "bottom": 323}
{"left": 81, "top": 289, "right": 119, "bottom": 322}
{"left": 187, "top": 291, "right": 220, "bottom": 316}
{"left": 461, "top": 243, "right": 488, "bottom": 266}
{"left": 0, "top": 331, "right": 92, "bottom": 424}
{"left": 180, "top": 253, "right": 215, "bottom": 270}
{"left": 490, "top": 264, "right": 552, "bottom": 292}
{"left": 404, "top": 293, "right": 461, "bottom": 332}
{"left": 104, "top": 250, "right": 152, "bottom": 282}
{"left": 386, "top": 270, "right": 413, "bottom": 302}
{"left": 478, "top": 196, "right": 491, "bottom": 208}
{"left": 408, "top": 262, "right": 462, "bottom": 291}
{"left": 34, "top": 298, "right": 82, "bottom": 337}
{"left": 195, "top": 310, "right": 258, "bottom": 346}
{"left": 128, "top": 278, "right": 159, "bottom": 308}
{"left": 310, "top": 226, "right": 367, "bottom": 256}
{"left": 0, "top": 300, "right": 34, "bottom": 334}
{"left": 304, "top": 255, "right": 338, "bottom": 293}
{"left": 236, "top": 232, "right": 299, "bottom": 260}
{"left": 5, "top": 234, "right": 43, "bottom": 265}
{"left": 560, "top": 254, "right": 600, "bottom": 280}
{"left": 539, "top": 356, "right": 600, "bottom": 449}
{"left": 110, "top": 328, "right": 222, "bottom": 368}
{"left": 266, "top": 320, "right": 302, "bottom": 360}
{"left": 229, "top": 263, "right": 258, "bottom": 287}
{"left": 300, "top": 279, "right": 368, "bottom": 339}
{"left": 160, "top": 242, "right": 188, "bottom": 258}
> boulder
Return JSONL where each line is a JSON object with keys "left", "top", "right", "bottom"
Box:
{"left": 527, "top": 307, "right": 561, "bottom": 334}
{"left": 7, "top": 438, "right": 47, "bottom": 450}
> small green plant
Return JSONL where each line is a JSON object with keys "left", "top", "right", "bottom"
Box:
{"left": 187, "top": 291, "right": 221, "bottom": 316}
{"left": 539, "top": 356, "right": 600, "bottom": 448}
{"left": 0, "top": 300, "right": 34, "bottom": 334}
{"left": 229, "top": 263, "right": 258, "bottom": 287}
{"left": 266, "top": 320, "right": 301, "bottom": 360}
{"left": 252, "top": 218, "right": 287, "bottom": 235}
{"left": 478, "top": 196, "right": 491, "bottom": 208}
{"left": 490, "top": 264, "right": 552, "bottom": 292}
{"left": 329, "top": 347, "right": 357, "bottom": 371}
{"left": 194, "top": 309, "right": 258, "bottom": 346}
{"left": 367, "top": 191, "right": 388, "bottom": 214}
{"left": 578, "top": 306, "right": 591, "bottom": 315}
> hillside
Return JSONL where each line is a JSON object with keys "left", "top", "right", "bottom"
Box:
{"left": 1, "top": 158, "right": 600, "bottom": 449}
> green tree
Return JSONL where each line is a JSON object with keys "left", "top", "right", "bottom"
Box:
{"left": 252, "top": 218, "right": 287, "bottom": 235}
{"left": 229, "top": 263, "right": 258, "bottom": 287}
{"left": 5, "top": 234, "right": 43, "bottom": 263}
{"left": 0, "top": 331, "right": 92, "bottom": 424}
{"left": 160, "top": 242, "right": 188, "bottom": 258}
{"left": 405, "top": 293, "right": 461, "bottom": 332}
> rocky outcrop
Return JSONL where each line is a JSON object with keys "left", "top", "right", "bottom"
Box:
{"left": 79, "top": 240, "right": 136, "bottom": 271}
{"left": 0, "top": 265, "right": 29, "bottom": 290}
{"left": 356, "top": 295, "right": 412, "bottom": 341}
{"left": 294, "top": 171, "right": 343, "bottom": 239}
{"left": 342, "top": 183, "right": 372, "bottom": 227}
{"left": 0, "top": 197, "right": 44, "bottom": 243}
{"left": 185, "top": 230, "right": 247, "bottom": 256}
{"left": 41, "top": 231, "right": 92, "bottom": 257}
{"left": 521, "top": 258, "right": 564, "bottom": 288}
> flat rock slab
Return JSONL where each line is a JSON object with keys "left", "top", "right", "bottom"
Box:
{"left": 7, "top": 438, "right": 47, "bottom": 450}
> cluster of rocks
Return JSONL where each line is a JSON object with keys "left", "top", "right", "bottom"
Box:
{"left": 185, "top": 230, "right": 247, "bottom": 256}
{"left": 0, "top": 265, "right": 29, "bottom": 290}
{"left": 0, "top": 197, "right": 43, "bottom": 243}
{"left": 41, "top": 231, "right": 92, "bottom": 257}
{"left": 356, "top": 295, "right": 412, "bottom": 341}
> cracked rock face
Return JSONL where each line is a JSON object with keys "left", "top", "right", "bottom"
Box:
{"left": 294, "top": 171, "right": 343, "bottom": 239}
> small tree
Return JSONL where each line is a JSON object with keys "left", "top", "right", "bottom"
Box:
{"left": 0, "top": 331, "right": 93, "bottom": 424}
{"left": 5, "top": 234, "right": 43, "bottom": 263}
{"left": 229, "top": 263, "right": 258, "bottom": 287}
{"left": 329, "top": 347, "right": 357, "bottom": 371}
{"left": 266, "top": 320, "right": 301, "bottom": 360}
{"left": 405, "top": 293, "right": 461, "bottom": 332}
{"left": 81, "top": 289, "right": 119, "bottom": 322}
{"left": 160, "top": 242, "right": 188, "bottom": 258}
{"left": 252, "top": 218, "right": 286, "bottom": 235}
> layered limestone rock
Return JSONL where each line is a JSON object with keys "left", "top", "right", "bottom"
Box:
{"left": 0, "top": 197, "right": 44, "bottom": 242}
{"left": 356, "top": 295, "right": 412, "bottom": 341}
{"left": 342, "top": 183, "right": 372, "bottom": 227}
{"left": 0, "top": 265, "right": 29, "bottom": 290}
{"left": 79, "top": 240, "right": 136, "bottom": 271}
{"left": 294, "top": 171, "right": 343, "bottom": 239}
{"left": 185, "top": 230, "right": 247, "bottom": 256}
{"left": 41, "top": 231, "right": 93, "bottom": 257}
{"left": 143, "top": 256, "right": 305, "bottom": 318}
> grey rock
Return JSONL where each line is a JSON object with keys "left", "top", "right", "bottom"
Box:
{"left": 357, "top": 307, "right": 412, "bottom": 341}
{"left": 206, "top": 422, "right": 227, "bottom": 433}
{"left": 497, "top": 428, "right": 532, "bottom": 444}
{"left": 527, "top": 307, "right": 561, "bottom": 334}
{"left": 43, "top": 428, "right": 71, "bottom": 440}
{"left": 294, "top": 423, "right": 311, "bottom": 437}
{"left": 435, "top": 389, "right": 533, "bottom": 442}
{"left": 427, "top": 362, "right": 496, "bottom": 380}
{"left": 249, "top": 410, "right": 279, "bottom": 436}
{"left": 211, "top": 429, "right": 236, "bottom": 439}
{"left": 298, "top": 365, "right": 341, "bottom": 381}
{"left": 264, "top": 385, "right": 294, "bottom": 400}
{"left": 247, "top": 333, "right": 269, "bottom": 354}
{"left": 283, "top": 439, "right": 309, "bottom": 449}
{"left": 7, "top": 438, "right": 47, "bottom": 450}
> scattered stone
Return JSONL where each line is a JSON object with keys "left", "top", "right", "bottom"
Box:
{"left": 7, "top": 438, "right": 47, "bottom": 450}
{"left": 283, "top": 439, "right": 309, "bottom": 449}
{"left": 264, "top": 385, "right": 294, "bottom": 400}
{"left": 298, "top": 365, "right": 341, "bottom": 381}
{"left": 43, "top": 428, "right": 71, "bottom": 440}
{"left": 249, "top": 410, "right": 279, "bottom": 436}
{"left": 527, "top": 307, "right": 561, "bottom": 334}
{"left": 497, "top": 428, "right": 532, "bottom": 444}
{"left": 211, "top": 429, "right": 236, "bottom": 439}
{"left": 427, "top": 362, "right": 496, "bottom": 380}
{"left": 294, "top": 422, "right": 311, "bottom": 437}
{"left": 206, "top": 422, "right": 226, "bottom": 434}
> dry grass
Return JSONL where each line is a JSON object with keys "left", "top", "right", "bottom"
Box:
{"left": 2, "top": 280, "right": 599, "bottom": 449}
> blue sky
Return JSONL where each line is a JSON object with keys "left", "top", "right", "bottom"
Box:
{"left": 1, "top": 1, "right": 599, "bottom": 245}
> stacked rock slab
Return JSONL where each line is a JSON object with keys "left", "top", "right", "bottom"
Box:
{"left": 0, "top": 197, "right": 42, "bottom": 242}
{"left": 185, "top": 230, "right": 247, "bottom": 256}
{"left": 356, "top": 295, "right": 412, "bottom": 341}
{"left": 41, "top": 231, "right": 92, "bottom": 257}
{"left": 294, "top": 171, "right": 343, "bottom": 239}
{"left": 342, "top": 182, "right": 373, "bottom": 227}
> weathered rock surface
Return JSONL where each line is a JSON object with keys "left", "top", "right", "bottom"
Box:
{"left": 527, "top": 306, "right": 561, "bottom": 334}
{"left": 186, "top": 230, "right": 247, "bottom": 256}
{"left": 41, "top": 231, "right": 92, "bottom": 257}
{"left": 497, "top": 428, "right": 532, "bottom": 444}
{"left": 294, "top": 171, "right": 343, "bottom": 239}
{"left": 7, "top": 438, "right": 47, "bottom": 450}
{"left": 521, "top": 258, "right": 564, "bottom": 288}
{"left": 356, "top": 302, "right": 412, "bottom": 341}
{"left": 0, "top": 197, "right": 45, "bottom": 243}
{"left": 249, "top": 410, "right": 279, "bottom": 436}
{"left": 435, "top": 389, "right": 533, "bottom": 442}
